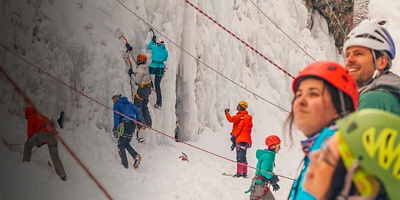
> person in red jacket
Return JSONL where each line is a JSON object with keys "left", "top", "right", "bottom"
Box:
{"left": 23, "top": 106, "right": 67, "bottom": 181}
{"left": 225, "top": 100, "right": 253, "bottom": 178}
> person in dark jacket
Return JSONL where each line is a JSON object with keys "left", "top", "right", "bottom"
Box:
{"left": 147, "top": 36, "right": 168, "bottom": 109}
{"left": 23, "top": 106, "right": 67, "bottom": 181}
{"left": 225, "top": 100, "right": 253, "bottom": 178}
{"left": 112, "top": 90, "right": 142, "bottom": 169}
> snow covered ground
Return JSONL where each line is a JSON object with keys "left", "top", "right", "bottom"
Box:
{"left": 0, "top": 0, "right": 399, "bottom": 199}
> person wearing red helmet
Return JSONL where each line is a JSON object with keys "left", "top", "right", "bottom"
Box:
{"left": 23, "top": 106, "right": 67, "bottom": 181}
{"left": 247, "top": 135, "right": 281, "bottom": 200}
{"left": 287, "top": 61, "right": 359, "bottom": 200}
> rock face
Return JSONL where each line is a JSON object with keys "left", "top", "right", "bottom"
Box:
{"left": 353, "top": 0, "right": 370, "bottom": 27}
{"left": 304, "top": 0, "right": 354, "bottom": 50}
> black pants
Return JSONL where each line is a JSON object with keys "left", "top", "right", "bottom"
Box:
{"left": 117, "top": 121, "right": 139, "bottom": 167}
{"left": 149, "top": 67, "right": 164, "bottom": 105}
{"left": 236, "top": 142, "right": 249, "bottom": 162}
{"left": 154, "top": 75, "right": 162, "bottom": 105}
{"left": 134, "top": 86, "right": 152, "bottom": 127}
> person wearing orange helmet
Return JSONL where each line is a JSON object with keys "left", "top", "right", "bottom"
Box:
{"left": 287, "top": 61, "right": 359, "bottom": 200}
{"left": 225, "top": 100, "right": 253, "bottom": 178}
{"left": 23, "top": 106, "right": 67, "bottom": 181}
{"left": 247, "top": 135, "right": 281, "bottom": 200}
{"left": 125, "top": 44, "right": 153, "bottom": 131}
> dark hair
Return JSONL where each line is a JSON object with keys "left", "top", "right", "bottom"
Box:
{"left": 374, "top": 50, "right": 391, "bottom": 72}
{"left": 284, "top": 77, "right": 355, "bottom": 143}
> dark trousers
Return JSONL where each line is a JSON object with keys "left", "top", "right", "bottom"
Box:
{"left": 154, "top": 75, "right": 163, "bottom": 105}
{"left": 149, "top": 67, "right": 164, "bottom": 105}
{"left": 23, "top": 132, "right": 66, "bottom": 178}
{"left": 134, "top": 86, "right": 152, "bottom": 127}
{"left": 236, "top": 142, "right": 249, "bottom": 162}
{"left": 117, "top": 121, "right": 139, "bottom": 167}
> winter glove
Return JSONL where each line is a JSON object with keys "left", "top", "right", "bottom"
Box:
{"left": 152, "top": 35, "right": 156, "bottom": 43}
{"left": 230, "top": 136, "right": 236, "bottom": 151}
{"left": 128, "top": 68, "right": 134, "bottom": 77}
{"left": 125, "top": 43, "right": 133, "bottom": 52}
{"left": 272, "top": 182, "right": 280, "bottom": 191}
{"left": 112, "top": 127, "right": 118, "bottom": 138}
{"left": 225, "top": 108, "right": 229, "bottom": 114}
{"left": 269, "top": 175, "right": 280, "bottom": 191}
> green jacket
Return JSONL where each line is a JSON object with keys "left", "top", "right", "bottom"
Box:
{"left": 359, "top": 91, "right": 400, "bottom": 115}
{"left": 358, "top": 73, "right": 400, "bottom": 115}
{"left": 254, "top": 149, "right": 275, "bottom": 184}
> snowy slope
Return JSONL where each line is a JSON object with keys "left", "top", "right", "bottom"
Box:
{"left": 0, "top": 0, "right": 399, "bottom": 199}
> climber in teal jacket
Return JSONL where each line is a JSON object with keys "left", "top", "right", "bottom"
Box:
{"left": 147, "top": 38, "right": 168, "bottom": 109}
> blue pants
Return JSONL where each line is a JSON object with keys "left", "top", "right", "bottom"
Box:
{"left": 117, "top": 121, "right": 139, "bottom": 167}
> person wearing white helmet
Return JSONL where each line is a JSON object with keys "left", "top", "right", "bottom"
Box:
{"left": 111, "top": 90, "right": 142, "bottom": 169}
{"left": 343, "top": 22, "right": 400, "bottom": 115}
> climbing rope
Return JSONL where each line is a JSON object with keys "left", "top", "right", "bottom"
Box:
{"left": 0, "top": 43, "right": 295, "bottom": 181}
{"left": 249, "top": 0, "right": 316, "bottom": 62}
{"left": 0, "top": 63, "right": 113, "bottom": 200}
{"left": 116, "top": 0, "right": 290, "bottom": 113}
{"left": 183, "top": 0, "right": 295, "bottom": 79}
{"left": 323, "top": 0, "right": 347, "bottom": 36}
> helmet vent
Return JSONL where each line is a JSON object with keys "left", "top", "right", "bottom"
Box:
{"left": 355, "top": 33, "right": 384, "bottom": 44}
{"left": 327, "top": 65, "right": 337, "bottom": 71}
{"left": 341, "top": 75, "right": 349, "bottom": 82}
{"left": 358, "top": 155, "right": 363, "bottom": 161}
{"left": 347, "top": 122, "right": 357, "bottom": 133}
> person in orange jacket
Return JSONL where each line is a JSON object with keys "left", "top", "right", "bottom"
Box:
{"left": 225, "top": 100, "right": 253, "bottom": 178}
{"left": 23, "top": 106, "right": 67, "bottom": 181}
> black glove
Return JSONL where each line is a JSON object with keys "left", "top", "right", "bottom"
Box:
{"left": 128, "top": 69, "right": 134, "bottom": 77}
{"left": 36, "top": 143, "right": 43, "bottom": 148}
{"left": 152, "top": 35, "right": 156, "bottom": 42}
{"left": 230, "top": 136, "right": 236, "bottom": 151}
{"left": 270, "top": 175, "right": 280, "bottom": 191}
{"left": 272, "top": 182, "right": 280, "bottom": 191}
{"left": 126, "top": 43, "right": 133, "bottom": 52}
{"left": 112, "top": 127, "right": 118, "bottom": 138}
{"left": 225, "top": 108, "right": 229, "bottom": 114}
